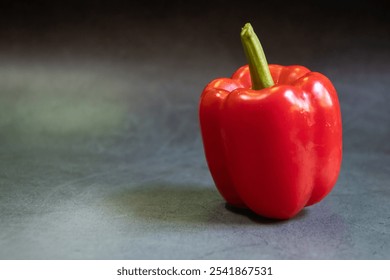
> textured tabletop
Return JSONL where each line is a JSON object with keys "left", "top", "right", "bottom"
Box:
{"left": 0, "top": 1, "right": 389, "bottom": 259}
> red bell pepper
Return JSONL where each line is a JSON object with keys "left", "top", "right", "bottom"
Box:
{"left": 199, "top": 23, "right": 342, "bottom": 219}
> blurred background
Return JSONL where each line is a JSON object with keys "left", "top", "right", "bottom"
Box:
{"left": 0, "top": 0, "right": 389, "bottom": 259}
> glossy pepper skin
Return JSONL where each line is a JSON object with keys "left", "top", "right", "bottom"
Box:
{"left": 199, "top": 64, "right": 342, "bottom": 219}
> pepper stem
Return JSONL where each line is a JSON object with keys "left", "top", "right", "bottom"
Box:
{"left": 240, "top": 23, "right": 274, "bottom": 90}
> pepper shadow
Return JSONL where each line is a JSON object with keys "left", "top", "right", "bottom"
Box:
{"left": 105, "top": 183, "right": 306, "bottom": 225}
{"left": 225, "top": 203, "right": 308, "bottom": 224}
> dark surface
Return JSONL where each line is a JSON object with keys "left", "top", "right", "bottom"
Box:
{"left": 0, "top": 1, "right": 389, "bottom": 259}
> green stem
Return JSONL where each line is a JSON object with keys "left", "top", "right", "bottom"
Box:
{"left": 240, "top": 23, "right": 274, "bottom": 90}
